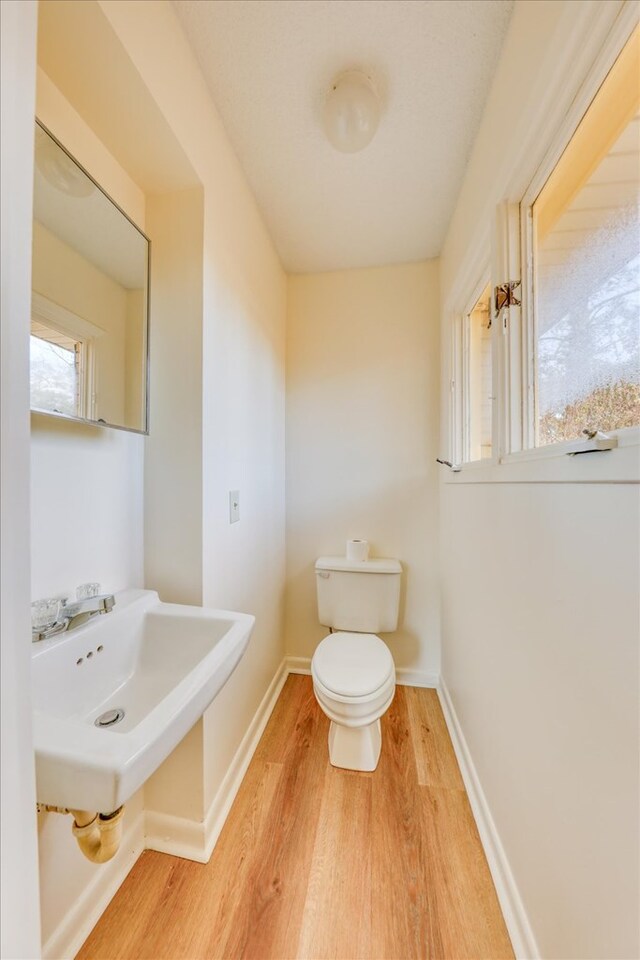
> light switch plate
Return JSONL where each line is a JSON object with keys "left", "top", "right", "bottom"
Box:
{"left": 229, "top": 490, "right": 240, "bottom": 524}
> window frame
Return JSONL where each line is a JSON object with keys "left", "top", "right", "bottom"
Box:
{"left": 445, "top": 9, "right": 639, "bottom": 484}
{"left": 31, "top": 293, "right": 98, "bottom": 421}
{"left": 458, "top": 272, "right": 495, "bottom": 466}
{"left": 517, "top": 23, "right": 640, "bottom": 460}
{"left": 30, "top": 326, "right": 83, "bottom": 418}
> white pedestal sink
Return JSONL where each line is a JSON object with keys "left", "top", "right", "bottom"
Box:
{"left": 31, "top": 589, "right": 255, "bottom": 811}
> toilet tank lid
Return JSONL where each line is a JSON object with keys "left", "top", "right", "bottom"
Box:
{"left": 316, "top": 556, "right": 402, "bottom": 574}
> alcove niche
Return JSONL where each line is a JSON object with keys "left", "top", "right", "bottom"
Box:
{"left": 34, "top": 2, "right": 208, "bottom": 955}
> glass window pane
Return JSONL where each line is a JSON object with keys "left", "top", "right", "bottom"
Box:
{"left": 30, "top": 333, "right": 78, "bottom": 417}
{"left": 533, "top": 31, "right": 640, "bottom": 446}
{"left": 465, "top": 283, "right": 492, "bottom": 461}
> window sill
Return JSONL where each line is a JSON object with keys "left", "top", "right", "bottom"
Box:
{"left": 444, "top": 429, "right": 639, "bottom": 484}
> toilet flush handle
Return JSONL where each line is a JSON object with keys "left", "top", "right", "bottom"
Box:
{"left": 317, "top": 571, "right": 330, "bottom": 579}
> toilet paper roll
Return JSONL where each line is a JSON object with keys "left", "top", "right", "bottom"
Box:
{"left": 346, "top": 539, "right": 369, "bottom": 562}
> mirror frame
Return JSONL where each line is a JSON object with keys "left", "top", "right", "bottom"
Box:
{"left": 32, "top": 119, "right": 151, "bottom": 436}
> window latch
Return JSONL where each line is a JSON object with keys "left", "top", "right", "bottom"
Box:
{"left": 566, "top": 429, "right": 619, "bottom": 456}
{"left": 436, "top": 458, "right": 462, "bottom": 472}
{"left": 494, "top": 281, "right": 521, "bottom": 319}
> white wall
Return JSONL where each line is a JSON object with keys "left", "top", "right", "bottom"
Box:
{"left": 124, "top": 288, "right": 145, "bottom": 429}
{"left": 441, "top": 484, "right": 639, "bottom": 959}
{"left": 286, "top": 262, "right": 440, "bottom": 677}
{"left": 97, "top": 0, "right": 288, "bottom": 826}
{"left": 439, "top": 2, "right": 639, "bottom": 958}
{"left": 0, "top": 3, "right": 42, "bottom": 957}
{"left": 31, "top": 417, "right": 144, "bottom": 601}
{"left": 201, "top": 238, "right": 287, "bottom": 808}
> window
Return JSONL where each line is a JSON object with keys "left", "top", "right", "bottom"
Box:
{"left": 447, "top": 17, "right": 639, "bottom": 478}
{"left": 462, "top": 283, "right": 493, "bottom": 461}
{"left": 30, "top": 318, "right": 90, "bottom": 418}
{"left": 528, "top": 25, "right": 640, "bottom": 447}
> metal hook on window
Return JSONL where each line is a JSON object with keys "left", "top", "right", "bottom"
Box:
{"left": 566, "top": 430, "right": 618, "bottom": 455}
{"left": 494, "top": 281, "right": 521, "bottom": 321}
{"left": 436, "top": 458, "right": 462, "bottom": 472}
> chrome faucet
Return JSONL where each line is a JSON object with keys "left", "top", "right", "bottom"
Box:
{"left": 32, "top": 594, "right": 116, "bottom": 643}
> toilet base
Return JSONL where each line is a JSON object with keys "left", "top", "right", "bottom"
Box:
{"left": 328, "top": 718, "right": 382, "bottom": 772}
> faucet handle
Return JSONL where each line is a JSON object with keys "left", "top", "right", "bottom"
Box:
{"left": 76, "top": 583, "right": 101, "bottom": 600}
{"left": 31, "top": 598, "right": 61, "bottom": 631}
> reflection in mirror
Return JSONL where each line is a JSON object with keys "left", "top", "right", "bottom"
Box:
{"left": 31, "top": 122, "right": 149, "bottom": 433}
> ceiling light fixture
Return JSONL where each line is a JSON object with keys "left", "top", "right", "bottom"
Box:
{"left": 323, "top": 70, "right": 380, "bottom": 154}
{"left": 35, "top": 128, "right": 94, "bottom": 198}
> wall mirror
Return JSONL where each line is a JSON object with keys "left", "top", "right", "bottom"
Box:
{"left": 31, "top": 121, "right": 150, "bottom": 434}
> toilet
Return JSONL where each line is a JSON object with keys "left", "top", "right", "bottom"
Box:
{"left": 312, "top": 555, "right": 402, "bottom": 771}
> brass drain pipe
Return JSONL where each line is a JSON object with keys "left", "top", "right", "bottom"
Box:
{"left": 38, "top": 804, "right": 125, "bottom": 863}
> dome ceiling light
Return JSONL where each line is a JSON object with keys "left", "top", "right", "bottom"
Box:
{"left": 323, "top": 70, "right": 381, "bottom": 154}
{"left": 35, "top": 128, "right": 95, "bottom": 198}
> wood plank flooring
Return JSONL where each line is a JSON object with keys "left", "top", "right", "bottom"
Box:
{"left": 77, "top": 676, "right": 513, "bottom": 960}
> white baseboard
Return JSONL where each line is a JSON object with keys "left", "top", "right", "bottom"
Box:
{"left": 42, "top": 809, "right": 145, "bottom": 960}
{"left": 395, "top": 666, "right": 439, "bottom": 688}
{"left": 201, "top": 658, "right": 289, "bottom": 861}
{"left": 438, "top": 678, "right": 539, "bottom": 960}
{"left": 285, "top": 655, "right": 311, "bottom": 675}
{"left": 144, "top": 808, "right": 207, "bottom": 863}
{"left": 286, "top": 655, "right": 438, "bottom": 689}
{"left": 145, "top": 658, "right": 290, "bottom": 863}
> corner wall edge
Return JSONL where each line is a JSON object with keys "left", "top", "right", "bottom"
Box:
{"left": 437, "top": 676, "right": 540, "bottom": 960}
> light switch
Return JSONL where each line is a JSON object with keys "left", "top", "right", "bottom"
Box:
{"left": 229, "top": 490, "right": 240, "bottom": 524}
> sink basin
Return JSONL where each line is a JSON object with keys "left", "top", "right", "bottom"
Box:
{"left": 31, "top": 589, "right": 254, "bottom": 811}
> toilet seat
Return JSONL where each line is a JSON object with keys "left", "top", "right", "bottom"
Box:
{"left": 313, "top": 671, "right": 394, "bottom": 706}
{"left": 312, "top": 631, "right": 394, "bottom": 698}
{"left": 313, "top": 671, "right": 395, "bottom": 729}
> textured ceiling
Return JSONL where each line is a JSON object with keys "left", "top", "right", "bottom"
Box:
{"left": 172, "top": 0, "right": 514, "bottom": 273}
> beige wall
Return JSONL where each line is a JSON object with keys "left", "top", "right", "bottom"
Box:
{"left": 15, "top": 3, "right": 638, "bottom": 959}
{"left": 36, "top": 67, "right": 145, "bottom": 226}
{"left": 144, "top": 187, "right": 204, "bottom": 607}
{"left": 32, "top": 1, "right": 287, "bottom": 953}
{"left": 32, "top": 0, "right": 286, "bottom": 952}
{"left": 285, "top": 262, "right": 440, "bottom": 676}
{"left": 32, "top": 68, "right": 147, "bottom": 958}
{"left": 439, "top": 2, "right": 639, "bottom": 958}
{"left": 97, "top": 0, "right": 287, "bottom": 828}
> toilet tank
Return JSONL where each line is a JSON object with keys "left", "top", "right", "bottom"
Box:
{"left": 315, "top": 556, "right": 402, "bottom": 633}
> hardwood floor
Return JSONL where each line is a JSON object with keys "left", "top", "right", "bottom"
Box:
{"left": 77, "top": 676, "right": 513, "bottom": 960}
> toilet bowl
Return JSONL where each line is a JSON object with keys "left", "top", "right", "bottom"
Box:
{"left": 313, "top": 553, "right": 401, "bottom": 771}
{"left": 311, "top": 631, "right": 395, "bottom": 771}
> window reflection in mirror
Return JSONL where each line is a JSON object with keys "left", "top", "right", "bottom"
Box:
{"left": 31, "top": 122, "right": 149, "bottom": 433}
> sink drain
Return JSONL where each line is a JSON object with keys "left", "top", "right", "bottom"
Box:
{"left": 94, "top": 707, "right": 125, "bottom": 728}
